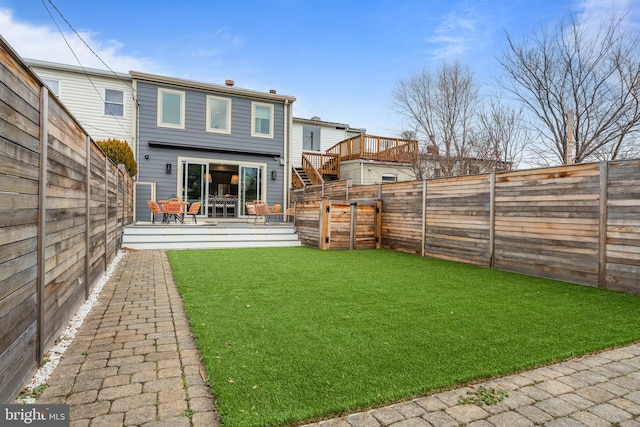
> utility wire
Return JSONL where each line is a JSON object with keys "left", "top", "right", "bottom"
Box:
{"left": 40, "top": 0, "right": 135, "bottom": 141}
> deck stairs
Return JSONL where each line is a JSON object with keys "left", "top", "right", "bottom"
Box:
{"left": 293, "top": 167, "right": 313, "bottom": 186}
{"left": 122, "top": 222, "right": 301, "bottom": 250}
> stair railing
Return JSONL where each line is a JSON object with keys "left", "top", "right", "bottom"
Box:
{"left": 301, "top": 153, "right": 324, "bottom": 185}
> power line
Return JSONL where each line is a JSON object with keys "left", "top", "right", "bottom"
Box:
{"left": 40, "top": 0, "right": 135, "bottom": 141}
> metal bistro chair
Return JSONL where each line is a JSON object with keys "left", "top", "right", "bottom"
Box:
{"left": 186, "top": 201, "right": 202, "bottom": 224}
{"left": 146, "top": 200, "right": 164, "bottom": 224}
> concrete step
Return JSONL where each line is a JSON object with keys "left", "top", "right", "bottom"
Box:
{"left": 122, "top": 223, "right": 302, "bottom": 250}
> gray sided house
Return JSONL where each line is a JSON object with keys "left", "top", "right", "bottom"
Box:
{"left": 131, "top": 71, "right": 295, "bottom": 222}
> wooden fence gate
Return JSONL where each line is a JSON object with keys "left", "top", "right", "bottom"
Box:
{"left": 296, "top": 198, "right": 382, "bottom": 250}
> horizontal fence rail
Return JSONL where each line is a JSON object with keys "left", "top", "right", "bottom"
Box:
{"left": 291, "top": 159, "right": 640, "bottom": 294}
{"left": 0, "top": 37, "right": 134, "bottom": 402}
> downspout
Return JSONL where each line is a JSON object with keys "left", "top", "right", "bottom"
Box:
{"left": 283, "top": 99, "right": 289, "bottom": 209}
{"left": 360, "top": 160, "right": 364, "bottom": 185}
{"left": 132, "top": 79, "right": 139, "bottom": 222}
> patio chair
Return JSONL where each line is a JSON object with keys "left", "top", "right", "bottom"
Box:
{"left": 254, "top": 200, "right": 281, "bottom": 224}
{"left": 186, "top": 201, "right": 202, "bottom": 224}
{"left": 245, "top": 201, "right": 259, "bottom": 223}
{"left": 283, "top": 207, "right": 295, "bottom": 223}
{"left": 146, "top": 200, "right": 163, "bottom": 224}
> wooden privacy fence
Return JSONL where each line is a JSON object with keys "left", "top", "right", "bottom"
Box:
{"left": 0, "top": 38, "right": 134, "bottom": 402}
{"left": 290, "top": 160, "right": 640, "bottom": 294}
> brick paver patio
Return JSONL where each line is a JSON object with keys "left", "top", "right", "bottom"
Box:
{"left": 34, "top": 249, "right": 640, "bottom": 427}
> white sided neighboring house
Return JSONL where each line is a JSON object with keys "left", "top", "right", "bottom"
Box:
{"left": 291, "top": 116, "right": 364, "bottom": 168}
{"left": 26, "top": 59, "right": 134, "bottom": 147}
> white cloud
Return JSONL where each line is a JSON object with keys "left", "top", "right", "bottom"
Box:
{"left": 0, "top": 7, "right": 155, "bottom": 73}
{"left": 426, "top": 5, "right": 493, "bottom": 61}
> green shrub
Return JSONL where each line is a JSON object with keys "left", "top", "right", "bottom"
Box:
{"left": 96, "top": 138, "right": 137, "bottom": 177}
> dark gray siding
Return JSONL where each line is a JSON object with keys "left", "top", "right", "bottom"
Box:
{"left": 135, "top": 81, "right": 288, "bottom": 220}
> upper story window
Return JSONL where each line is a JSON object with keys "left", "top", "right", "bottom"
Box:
{"left": 157, "top": 88, "right": 185, "bottom": 129}
{"left": 206, "top": 95, "right": 231, "bottom": 134}
{"left": 104, "top": 89, "right": 124, "bottom": 117}
{"left": 251, "top": 102, "right": 273, "bottom": 138}
{"left": 42, "top": 78, "right": 60, "bottom": 96}
{"left": 303, "top": 126, "right": 321, "bottom": 151}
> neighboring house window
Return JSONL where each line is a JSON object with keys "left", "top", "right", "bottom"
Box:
{"left": 104, "top": 89, "right": 124, "bottom": 117}
{"left": 157, "top": 88, "right": 185, "bottom": 129}
{"left": 42, "top": 78, "right": 60, "bottom": 96}
{"left": 303, "top": 126, "right": 321, "bottom": 151}
{"left": 206, "top": 95, "right": 231, "bottom": 134}
{"left": 382, "top": 174, "right": 397, "bottom": 183}
{"left": 251, "top": 102, "right": 273, "bottom": 138}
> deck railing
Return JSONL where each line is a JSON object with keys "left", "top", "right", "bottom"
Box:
{"left": 302, "top": 152, "right": 340, "bottom": 184}
{"left": 326, "top": 135, "right": 418, "bottom": 163}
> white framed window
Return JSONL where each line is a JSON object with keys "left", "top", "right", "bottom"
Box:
{"left": 381, "top": 174, "right": 397, "bottom": 183}
{"left": 157, "top": 88, "right": 185, "bottom": 129}
{"left": 104, "top": 89, "right": 124, "bottom": 117}
{"left": 206, "top": 95, "right": 231, "bottom": 134}
{"left": 42, "top": 78, "right": 60, "bottom": 96}
{"left": 251, "top": 102, "right": 274, "bottom": 138}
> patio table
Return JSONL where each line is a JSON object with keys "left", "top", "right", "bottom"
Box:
{"left": 158, "top": 200, "right": 189, "bottom": 224}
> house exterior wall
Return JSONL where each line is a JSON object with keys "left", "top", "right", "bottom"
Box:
{"left": 134, "top": 78, "right": 292, "bottom": 220}
{"left": 340, "top": 159, "right": 416, "bottom": 185}
{"left": 291, "top": 118, "right": 352, "bottom": 167}
{"left": 27, "top": 61, "right": 134, "bottom": 145}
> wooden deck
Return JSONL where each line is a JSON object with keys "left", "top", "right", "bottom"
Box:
{"left": 122, "top": 220, "right": 301, "bottom": 250}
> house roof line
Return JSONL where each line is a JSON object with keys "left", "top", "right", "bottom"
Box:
{"left": 293, "top": 116, "right": 350, "bottom": 129}
{"left": 25, "top": 58, "right": 132, "bottom": 80}
{"left": 130, "top": 71, "right": 296, "bottom": 103}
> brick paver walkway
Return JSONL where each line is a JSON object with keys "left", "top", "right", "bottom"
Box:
{"left": 303, "top": 344, "right": 640, "bottom": 427}
{"left": 36, "top": 250, "right": 218, "bottom": 427}
{"left": 34, "top": 249, "right": 640, "bottom": 427}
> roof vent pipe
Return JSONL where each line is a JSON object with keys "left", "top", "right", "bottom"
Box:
{"left": 225, "top": 80, "right": 234, "bottom": 87}
{"left": 269, "top": 89, "right": 276, "bottom": 94}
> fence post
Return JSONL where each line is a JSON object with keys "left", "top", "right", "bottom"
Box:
{"left": 320, "top": 197, "right": 330, "bottom": 250}
{"left": 104, "top": 156, "right": 108, "bottom": 271}
{"left": 349, "top": 202, "right": 357, "bottom": 250}
{"left": 421, "top": 179, "right": 427, "bottom": 257}
{"left": 85, "top": 136, "right": 91, "bottom": 299}
{"left": 37, "top": 86, "right": 49, "bottom": 364}
{"left": 489, "top": 172, "right": 496, "bottom": 268}
{"left": 598, "top": 161, "right": 608, "bottom": 288}
{"left": 375, "top": 199, "right": 382, "bottom": 249}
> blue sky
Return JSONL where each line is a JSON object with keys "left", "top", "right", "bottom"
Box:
{"left": 1, "top": 0, "right": 637, "bottom": 137}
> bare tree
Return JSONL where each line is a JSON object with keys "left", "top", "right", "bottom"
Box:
{"left": 475, "top": 101, "right": 530, "bottom": 170}
{"left": 498, "top": 12, "right": 640, "bottom": 164}
{"left": 393, "top": 61, "right": 479, "bottom": 177}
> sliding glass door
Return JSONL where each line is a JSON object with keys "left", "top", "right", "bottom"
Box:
{"left": 239, "top": 165, "right": 262, "bottom": 216}
{"left": 182, "top": 161, "right": 208, "bottom": 216}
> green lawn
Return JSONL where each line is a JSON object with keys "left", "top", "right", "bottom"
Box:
{"left": 167, "top": 247, "right": 640, "bottom": 427}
